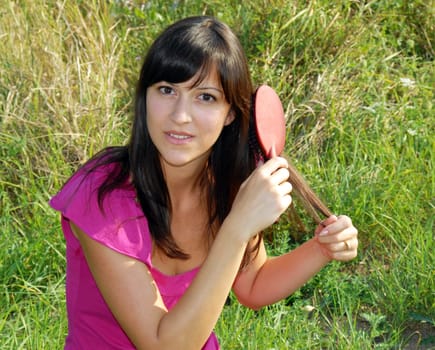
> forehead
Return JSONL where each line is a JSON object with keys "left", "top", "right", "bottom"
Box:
{"left": 187, "top": 65, "right": 222, "bottom": 89}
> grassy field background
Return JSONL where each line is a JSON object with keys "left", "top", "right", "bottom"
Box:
{"left": 1, "top": 0, "right": 434, "bottom": 348}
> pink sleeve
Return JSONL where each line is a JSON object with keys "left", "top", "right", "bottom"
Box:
{"left": 49, "top": 164, "right": 152, "bottom": 264}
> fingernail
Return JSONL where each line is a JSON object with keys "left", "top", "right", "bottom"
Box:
{"left": 319, "top": 229, "right": 328, "bottom": 236}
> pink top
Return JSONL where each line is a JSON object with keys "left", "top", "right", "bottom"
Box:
{"left": 49, "top": 163, "right": 219, "bottom": 349}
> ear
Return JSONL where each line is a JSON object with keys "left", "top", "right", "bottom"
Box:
{"left": 224, "top": 109, "right": 235, "bottom": 126}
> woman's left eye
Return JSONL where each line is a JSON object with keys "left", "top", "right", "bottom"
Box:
{"left": 199, "top": 93, "right": 216, "bottom": 102}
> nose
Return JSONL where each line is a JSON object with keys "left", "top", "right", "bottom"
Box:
{"left": 170, "top": 95, "right": 192, "bottom": 124}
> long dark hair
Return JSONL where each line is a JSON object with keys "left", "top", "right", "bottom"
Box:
{"left": 86, "top": 16, "right": 256, "bottom": 262}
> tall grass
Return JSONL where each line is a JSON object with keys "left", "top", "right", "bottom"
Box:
{"left": 1, "top": 0, "right": 434, "bottom": 348}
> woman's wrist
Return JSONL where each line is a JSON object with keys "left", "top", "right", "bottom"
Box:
{"left": 308, "top": 237, "right": 333, "bottom": 264}
{"left": 220, "top": 213, "right": 253, "bottom": 246}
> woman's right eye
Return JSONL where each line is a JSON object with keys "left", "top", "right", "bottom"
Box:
{"left": 158, "top": 86, "right": 174, "bottom": 95}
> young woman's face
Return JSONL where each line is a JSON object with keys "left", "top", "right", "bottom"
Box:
{"left": 146, "top": 68, "right": 234, "bottom": 171}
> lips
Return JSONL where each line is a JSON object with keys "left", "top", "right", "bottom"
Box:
{"left": 165, "top": 131, "right": 193, "bottom": 144}
{"left": 169, "top": 133, "right": 190, "bottom": 140}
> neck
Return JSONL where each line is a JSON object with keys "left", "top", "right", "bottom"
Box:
{"left": 161, "top": 160, "right": 208, "bottom": 210}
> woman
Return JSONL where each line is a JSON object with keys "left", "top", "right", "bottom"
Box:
{"left": 50, "top": 16, "right": 358, "bottom": 349}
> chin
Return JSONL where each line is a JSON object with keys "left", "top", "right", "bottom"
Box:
{"left": 160, "top": 153, "right": 209, "bottom": 170}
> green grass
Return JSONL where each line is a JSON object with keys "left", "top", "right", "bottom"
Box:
{"left": 1, "top": 0, "right": 434, "bottom": 348}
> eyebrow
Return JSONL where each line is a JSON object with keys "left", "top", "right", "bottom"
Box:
{"left": 163, "top": 80, "right": 224, "bottom": 94}
{"left": 196, "top": 86, "right": 224, "bottom": 94}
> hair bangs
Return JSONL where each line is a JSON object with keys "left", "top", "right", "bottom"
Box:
{"left": 147, "top": 37, "right": 218, "bottom": 88}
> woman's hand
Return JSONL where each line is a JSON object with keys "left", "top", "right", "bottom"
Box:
{"left": 227, "top": 157, "right": 292, "bottom": 242}
{"left": 314, "top": 215, "right": 358, "bottom": 261}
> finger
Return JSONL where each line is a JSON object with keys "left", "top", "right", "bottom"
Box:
{"left": 259, "top": 157, "right": 288, "bottom": 175}
{"left": 329, "top": 238, "right": 358, "bottom": 260}
{"left": 277, "top": 181, "right": 292, "bottom": 196}
{"left": 317, "top": 225, "right": 358, "bottom": 244}
{"left": 323, "top": 237, "right": 358, "bottom": 253}
{"left": 317, "top": 215, "right": 354, "bottom": 237}
{"left": 344, "top": 238, "right": 359, "bottom": 251}
{"left": 318, "top": 238, "right": 358, "bottom": 261}
{"left": 280, "top": 194, "right": 293, "bottom": 211}
{"left": 271, "top": 167, "right": 290, "bottom": 185}
{"left": 315, "top": 214, "right": 338, "bottom": 235}
{"left": 328, "top": 248, "right": 358, "bottom": 262}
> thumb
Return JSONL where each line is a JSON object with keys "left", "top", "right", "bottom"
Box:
{"left": 314, "top": 214, "right": 338, "bottom": 235}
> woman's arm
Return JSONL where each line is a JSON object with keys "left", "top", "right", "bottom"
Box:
{"left": 233, "top": 215, "right": 358, "bottom": 309}
{"left": 72, "top": 219, "right": 248, "bottom": 350}
{"left": 72, "top": 157, "right": 292, "bottom": 350}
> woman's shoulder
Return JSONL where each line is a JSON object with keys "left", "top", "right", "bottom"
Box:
{"left": 50, "top": 160, "right": 125, "bottom": 209}
{"left": 50, "top": 159, "right": 153, "bottom": 263}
